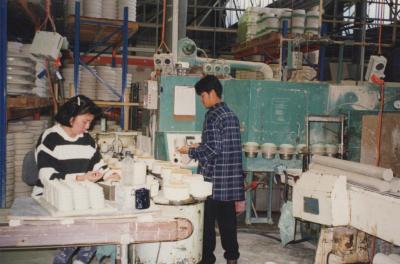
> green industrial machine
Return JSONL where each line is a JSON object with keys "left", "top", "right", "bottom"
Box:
{"left": 154, "top": 75, "right": 400, "bottom": 224}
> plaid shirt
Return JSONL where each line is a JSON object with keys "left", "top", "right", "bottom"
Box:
{"left": 189, "top": 102, "right": 245, "bottom": 201}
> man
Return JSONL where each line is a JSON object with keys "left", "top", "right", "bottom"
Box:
{"left": 178, "top": 75, "right": 245, "bottom": 264}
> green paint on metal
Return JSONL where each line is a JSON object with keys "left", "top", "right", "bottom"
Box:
{"left": 157, "top": 77, "right": 400, "bottom": 170}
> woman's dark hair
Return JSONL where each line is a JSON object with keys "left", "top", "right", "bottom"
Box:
{"left": 194, "top": 75, "right": 223, "bottom": 98}
{"left": 55, "top": 95, "right": 102, "bottom": 127}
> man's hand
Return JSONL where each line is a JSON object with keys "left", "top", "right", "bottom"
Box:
{"left": 177, "top": 146, "right": 190, "bottom": 154}
{"left": 177, "top": 144, "right": 199, "bottom": 154}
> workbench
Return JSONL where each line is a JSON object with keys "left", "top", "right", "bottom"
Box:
{"left": 0, "top": 198, "right": 193, "bottom": 264}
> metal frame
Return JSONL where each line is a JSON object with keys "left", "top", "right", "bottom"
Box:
{"left": 73, "top": 1, "right": 130, "bottom": 129}
{"left": 305, "top": 115, "right": 346, "bottom": 161}
{"left": 245, "top": 171, "right": 274, "bottom": 225}
{"left": 0, "top": 0, "right": 7, "bottom": 207}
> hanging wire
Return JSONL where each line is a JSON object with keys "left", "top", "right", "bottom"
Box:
{"left": 157, "top": 0, "right": 171, "bottom": 53}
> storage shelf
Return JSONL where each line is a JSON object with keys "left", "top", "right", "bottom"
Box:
{"left": 7, "top": 96, "right": 51, "bottom": 120}
{"left": 66, "top": 16, "right": 139, "bottom": 46}
{"left": 232, "top": 32, "right": 320, "bottom": 60}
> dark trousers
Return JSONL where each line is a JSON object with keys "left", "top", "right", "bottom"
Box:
{"left": 202, "top": 197, "right": 239, "bottom": 264}
{"left": 53, "top": 246, "right": 96, "bottom": 264}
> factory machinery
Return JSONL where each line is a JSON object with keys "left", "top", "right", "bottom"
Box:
{"left": 140, "top": 37, "right": 400, "bottom": 263}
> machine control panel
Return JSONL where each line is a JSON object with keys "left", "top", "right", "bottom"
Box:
{"left": 166, "top": 133, "right": 202, "bottom": 168}
{"left": 143, "top": 80, "right": 158, "bottom": 110}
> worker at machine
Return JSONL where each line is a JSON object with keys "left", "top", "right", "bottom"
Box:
{"left": 32, "top": 95, "right": 119, "bottom": 264}
{"left": 178, "top": 75, "right": 245, "bottom": 264}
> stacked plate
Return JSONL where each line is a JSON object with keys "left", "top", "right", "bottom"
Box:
{"left": 6, "top": 133, "right": 15, "bottom": 208}
{"left": 103, "top": 0, "right": 117, "bottom": 19}
{"left": 62, "top": 64, "right": 81, "bottom": 98}
{"left": 80, "top": 67, "right": 97, "bottom": 99}
{"left": 84, "top": 0, "right": 103, "bottom": 18}
{"left": 25, "top": 120, "right": 48, "bottom": 147}
{"left": 7, "top": 41, "right": 23, "bottom": 53}
{"left": 96, "top": 66, "right": 119, "bottom": 101}
{"left": 118, "top": 0, "right": 137, "bottom": 21}
{"left": 66, "top": 0, "right": 84, "bottom": 16}
{"left": 13, "top": 132, "right": 34, "bottom": 198}
{"left": 7, "top": 47, "right": 36, "bottom": 95}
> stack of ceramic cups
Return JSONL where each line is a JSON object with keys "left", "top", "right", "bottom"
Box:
{"left": 6, "top": 133, "right": 15, "bottom": 207}
{"left": 84, "top": 0, "right": 103, "bottom": 18}
{"left": 118, "top": 0, "right": 137, "bottom": 21}
{"left": 13, "top": 131, "right": 34, "bottom": 198}
{"left": 103, "top": 0, "right": 118, "bottom": 19}
{"left": 96, "top": 66, "right": 119, "bottom": 101}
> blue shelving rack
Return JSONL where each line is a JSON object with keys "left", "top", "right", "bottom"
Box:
{"left": 0, "top": 0, "right": 7, "bottom": 207}
{"left": 72, "top": 1, "right": 132, "bottom": 129}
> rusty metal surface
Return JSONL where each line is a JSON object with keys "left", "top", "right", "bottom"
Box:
{"left": 0, "top": 217, "right": 192, "bottom": 248}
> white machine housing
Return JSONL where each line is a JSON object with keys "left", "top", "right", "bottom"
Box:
{"left": 153, "top": 53, "right": 175, "bottom": 75}
{"left": 165, "top": 132, "right": 201, "bottom": 168}
{"left": 293, "top": 170, "right": 350, "bottom": 226}
{"left": 293, "top": 168, "right": 400, "bottom": 246}
{"left": 365, "top": 55, "right": 387, "bottom": 82}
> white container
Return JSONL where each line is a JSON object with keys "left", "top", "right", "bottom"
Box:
{"left": 136, "top": 202, "right": 204, "bottom": 264}
{"left": 305, "top": 10, "right": 320, "bottom": 35}
{"left": 121, "top": 155, "right": 134, "bottom": 185}
{"left": 132, "top": 161, "right": 147, "bottom": 185}
{"left": 292, "top": 9, "right": 306, "bottom": 34}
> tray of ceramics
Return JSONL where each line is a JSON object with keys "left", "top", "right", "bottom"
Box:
{"left": 34, "top": 196, "right": 118, "bottom": 217}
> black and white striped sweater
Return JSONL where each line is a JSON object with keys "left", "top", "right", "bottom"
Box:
{"left": 34, "top": 124, "right": 109, "bottom": 187}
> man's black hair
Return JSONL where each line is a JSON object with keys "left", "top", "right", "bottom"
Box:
{"left": 194, "top": 75, "right": 223, "bottom": 98}
{"left": 55, "top": 95, "right": 102, "bottom": 127}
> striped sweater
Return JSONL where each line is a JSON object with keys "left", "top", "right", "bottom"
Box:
{"left": 35, "top": 124, "right": 110, "bottom": 187}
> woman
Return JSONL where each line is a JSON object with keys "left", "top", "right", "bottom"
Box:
{"left": 34, "top": 95, "right": 119, "bottom": 264}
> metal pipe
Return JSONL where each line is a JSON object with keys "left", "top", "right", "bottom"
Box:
{"left": 139, "top": 22, "right": 237, "bottom": 33}
{"left": 0, "top": 0, "right": 7, "bottom": 207}
{"left": 360, "top": 0, "right": 367, "bottom": 82}
{"left": 196, "top": 57, "right": 273, "bottom": 79}
{"left": 322, "top": 19, "right": 400, "bottom": 26}
{"left": 392, "top": 0, "right": 398, "bottom": 46}
{"left": 121, "top": 6, "right": 129, "bottom": 129}
{"left": 74, "top": 1, "right": 81, "bottom": 95}
{"left": 155, "top": 0, "right": 160, "bottom": 49}
{"left": 337, "top": 44, "right": 344, "bottom": 84}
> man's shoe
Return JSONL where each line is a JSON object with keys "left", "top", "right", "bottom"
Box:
{"left": 227, "top": 260, "right": 237, "bottom": 264}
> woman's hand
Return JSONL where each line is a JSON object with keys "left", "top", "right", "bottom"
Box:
{"left": 77, "top": 171, "right": 103, "bottom": 182}
{"left": 104, "top": 172, "right": 120, "bottom": 181}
